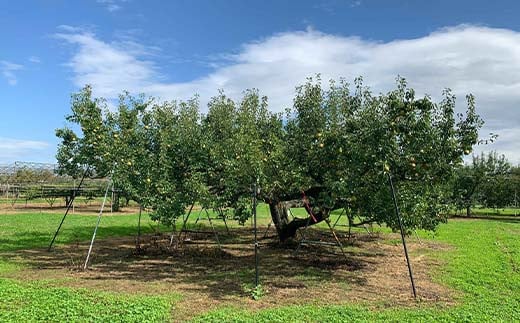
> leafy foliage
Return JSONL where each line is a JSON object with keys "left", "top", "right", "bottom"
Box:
{"left": 56, "top": 76, "right": 483, "bottom": 236}
{"left": 451, "top": 151, "right": 515, "bottom": 215}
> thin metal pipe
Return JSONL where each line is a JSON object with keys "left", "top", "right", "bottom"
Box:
{"left": 262, "top": 221, "right": 273, "bottom": 239}
{"left": 221, "top": 209, "right": 230, "bottom": 235}
{"left": 253, "top": 181, "right": 259, "bottom": 287}
{"left": 388, "top": 172, "right": 417, "bottom": 299}
{"left": 83, "top": 177, "right": 111, "bottom": 270}
{"left": 136, "top": 205, "right": 142, "bottom": 250}
{"left": 205, "top": 209, "right": 222, "bottom": 251}
{"left": 177, "top": 203, "right": 195, "bottom": 242}
{"left": 325, "top": 218, "right": 347, "bottom": 260}
{"left": 299, "top": 240, "right": 338, "bottom": 246}
{"left": 332, "top": 208, "right": 346, "bottom": 228}
{"left": 48, "top": 166, "right": 89, "bottom": 251}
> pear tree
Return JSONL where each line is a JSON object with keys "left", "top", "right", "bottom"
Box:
{"left": 56, "top": 76, "right": 483, "bottom": 242}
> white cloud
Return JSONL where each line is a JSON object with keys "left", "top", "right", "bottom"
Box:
{"left": 0, "top": 138, "right": 49, "bottom": 163}
{"left": 54, "top": 30, "right": 158, "bottom": 98}
{"left": 0, "top": 61, "right": 23, "bottom": 85}
{"left": 57, "top": 25, "right": 86, "bottom": 33}
{"left": 481, "top": 128, "right": 520, "bottom": 165}
{"left": 28, "top": 56, "right": 41, "bottom": 63}
{"left": 314, "top": 0, "right": 362, "bottom": 13}
{"left": 56, "top": 25, "right": 520, "bottom": 164}
{"left": 96, "top": 0, "right": 127, "bottom": 12}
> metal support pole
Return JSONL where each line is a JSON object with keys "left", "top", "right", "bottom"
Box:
{"left": 169, "top": 219, "right": 177, "bottom": 246}
{"left": 110, "top": 184, "right": 114, "bottom": 214}
{"left": 40, "top": 185, "right": 43, "bottom": 212}
{"left": 262, "top": 221, "right": 273, "bottom": 239}
{"left": 177, "top": 203, "right": 195, "bottom": 242}
{"left": 515, "top": 189, "right": 517, "bottom": 217}
{"left": 332, "top": 208, "right": 346, "bottom": 228}
{"left": 294, "top": 210, "right": 314, "bottom": 256}
{"left": 388, "top": 173, "right": 417, "bottom": 299}
{"left": 325, "top": 217, "right": 347, "bottom": 260}
{"left": 220, "top": 209, "right": 230, "bottom": 235}
{"left": 48, "top": 166, "right": 89, "bottom": 251}
{"left": 253, "top": 181, "right": 259, "bottom": 287}
{"left": 136, "top": 204, "right": 142, "bottom": 250}
{"left": 205, "top": 209, "right": 222, "bottom": 250}
{"left": 72, "top": 179, "right": 75, "bottom": 214}
{"left": 83, "top": 178, "right": 111, "bottom": 270}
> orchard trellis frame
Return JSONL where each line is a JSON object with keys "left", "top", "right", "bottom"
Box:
{"left": 175, "top": 205, "right": 224, "bottom": 250}
{"left": 0, "top": 161, "right": 57, "bottom": 207}
{"left": 0, "top": 161, "right": 112, "bottom": 210}
{"left": 154, "top": 203, "right": 226, "bottom": 250}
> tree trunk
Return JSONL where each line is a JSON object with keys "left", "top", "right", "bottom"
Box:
{"left": 466, "top": 205, "right": 471, "bottom": 217}
{"left": 347, "top": 213, "right": 353, "bottom": 240}
{"left": 268, "top": 199, "right": 326, "bottom": 242}
{"left": 112, "top": 192, "right": 120, "bottom": 212}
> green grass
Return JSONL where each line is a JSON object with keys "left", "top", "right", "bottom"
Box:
{"left": 0, "top": 279, "right": 172, "bottom": 322}
{"left": 194, "top": 218, "right": 520, "bottom": 322}
{"left": 0, "top": 210, "right": 518, "bottom": 322}
{"left": 0, "top": 212, "right": 169, "bottom": 252}
{"left": 0, "top": 212, "right": 176, "bottom": 322}
{"left": 0, "top": 204, "right": 276, "bottom": 254}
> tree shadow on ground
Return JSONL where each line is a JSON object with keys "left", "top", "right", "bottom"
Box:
{"left": 3, "top": 227, "right": 385, "bottom": 299}
{"left": 1, "top": 225, "right": 454, "bottom": 315}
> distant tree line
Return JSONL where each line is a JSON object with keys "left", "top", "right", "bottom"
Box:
{"left": 451, "top": 151, "right": 520, "bottom": 216}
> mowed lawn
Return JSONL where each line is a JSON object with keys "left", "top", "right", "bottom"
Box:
{"left": 0, "top": 209, "right": 518, "bottom": 322}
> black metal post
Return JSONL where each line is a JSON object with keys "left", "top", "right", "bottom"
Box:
{"left": 205, "top": 208, "right": 222, "bottom": 250}
{"left": 332, "top": 208, "right": 345, "bottom": 229}
{"left": 48, "top": 166, "right": 89, "bottom": 251}
{"left": 136, "top": 204, "right": 142, "bottom": 250}
{"left": 388, "top": 172, "right": 417, "bottom": 299}
{"left": 253, "top": 181, "right": 259, "bottom": 287}
{"left": 177, "top": 203, "right": 195, "bottom": 243}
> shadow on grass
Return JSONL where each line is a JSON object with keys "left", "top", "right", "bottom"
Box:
{"left": 1, "top": 226, "right": 385, "bottom": 301}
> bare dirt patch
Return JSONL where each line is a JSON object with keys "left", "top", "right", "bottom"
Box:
{"left": 4, "top": 228, "right": 455, "bottom": 321}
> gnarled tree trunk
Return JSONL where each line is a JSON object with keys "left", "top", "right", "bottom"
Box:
{"left": 267, "top": 198, "right": 327, "bottom": 242}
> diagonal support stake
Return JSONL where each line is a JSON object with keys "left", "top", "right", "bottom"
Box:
{"left": 177, "top": 203, "right": 195, "bottom": 244}
{"left": 48, "top": 166, "right": 90, "bottom": 251}
{"left": 388, "top": 172, "right": 417, "bottom": 299}
{"left": 83, "top": 176, "right": 112, "bottom": 270}
{"left": 205, "top": 209, "right": 222, "bottom": 251}
{"left": 325, "top": 217, "right": 347, "bottom": 260}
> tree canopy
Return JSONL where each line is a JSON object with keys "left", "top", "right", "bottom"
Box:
{"left": 56, "top": 76, "right": 483, "bottom": 241}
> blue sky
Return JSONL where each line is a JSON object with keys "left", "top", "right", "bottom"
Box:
{"left": 1, "top": 0, "right": 520, "bottom": 164}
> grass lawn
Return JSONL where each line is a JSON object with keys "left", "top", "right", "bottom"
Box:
{"left": 0, "top": 208, "right": 518, "bottom": 322}
{"left": 0, "top": 212, "right": 174, "bottom": 322}
{"left": 195, "top": 218, "right": 519, "bottom": 322}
